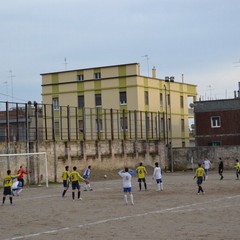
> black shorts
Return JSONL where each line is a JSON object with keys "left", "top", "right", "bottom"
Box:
{"left": 138, "top": 178, "right": 146, "bottom": 183}
{"left": 3, "top": 186, "right": 12, "bottom": 196}
{"left": 72, "top": 181, "right": 80, "bottom": 190}
{"left": 63, "top": 180, "right": 69, "bottom": 188}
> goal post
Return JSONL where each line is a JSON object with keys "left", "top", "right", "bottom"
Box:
{"left": 0, "top": 152, "right": 48, "bottom": 187}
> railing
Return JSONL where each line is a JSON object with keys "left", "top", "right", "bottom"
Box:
{"left": 0, "top": 101, "right": 166, "bottom": 143}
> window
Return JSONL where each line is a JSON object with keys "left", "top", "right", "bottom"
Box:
{"left": 181, "top": 119, "right": 185, "bottom": 132}
{"left": 94, "top": 72, "right": 101, "bottom": 79}
{"left": 160, "top": 117, "right": 164, "bottom": 131}
{"left": 160, "top": 93, "right": 163, "bottom": 106}
{"left": 78, "top": 96, "right": 84, "bottom": 108}
{"left": 120, "top": 92, "right": 127, "bottom": 105}
{"left": 144, "top": 91, "right": 149, "bottom": 105}
{"left": 120, "top": 116, "right": 128, "bottom": 131}
{"left": 182, "top": 141, "right": 186, "bottom": 147}
{"left": 180, "top": 96, "right": 184, "bottom": 108}
{"left": 167, "top": 94, "right": 170, "bottom": 106}
{"left": 96, "top": 118, "right": 103, "bottom": 132}
{"left": 211, "top": 116, "right": 221, "bottom": 128}
{"left": 52, "top": 98, "right": 59, "bottom": 110}
{"left": 77, "top": 74, "right": 84, "bottom": 81}
{"left": 208, "top": 141, "right": 221, "bottom": 146}
{"left": 95, "top": 94, "right": 102, "bottom": 107}
{"left": 168, "top": 118, "right": 171, "bottom": 131}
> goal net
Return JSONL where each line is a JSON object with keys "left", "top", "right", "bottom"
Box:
{"left": 0, "top": 152, "right": 48, "bottom": 187}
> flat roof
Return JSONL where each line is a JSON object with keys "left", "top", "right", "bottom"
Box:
{"left": 41, "top": 63, "right": 139, "bottom": 76}
{"left": 194, "top": 98, "right": 240, "bottom": 112}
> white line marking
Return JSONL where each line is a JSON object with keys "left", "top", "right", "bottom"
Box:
{"left": 4, "top": 194, "right": 240, "bottom": 240}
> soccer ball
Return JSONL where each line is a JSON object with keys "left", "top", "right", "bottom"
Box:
{"left": 104, "top": 174, "right": 107, "bottom": 179}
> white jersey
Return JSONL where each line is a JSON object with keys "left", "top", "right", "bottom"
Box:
{"left": 203, "top": 159, "right": 211, "bottom": 169}
{"left": 83, "top": 168, "right": 91, "bottom": 179}
{"left": 118, "top": 170, "right": 132, "bottom": 188}
{"left": 12, "top": 181, "right": 21, "bottom": 190}
{"left": 153, "top": 167, "right": 162, "bottom": 180}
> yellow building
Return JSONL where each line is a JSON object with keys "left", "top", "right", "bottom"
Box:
{"left": 41, "top": 63, "right": 197, "bottom": 147}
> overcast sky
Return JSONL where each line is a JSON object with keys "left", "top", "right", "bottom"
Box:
{"left": 0, "top": 0, "right": 240, "bottom": 104}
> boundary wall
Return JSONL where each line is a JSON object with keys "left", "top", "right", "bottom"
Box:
{"left": 1, "top": 141, "right": 239, "bottom": 183}
{"left": 0, "top": 140, "right": 167, "bottom": 182}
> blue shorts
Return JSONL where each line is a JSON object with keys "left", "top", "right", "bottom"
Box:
{"left": 197, "top": 177, "right": 203, "bottom": 185}
{"left": 3, "top": 186, "right": 12, "bottom": 196}
{"left": 123, "top": 187, "right": 132, "bottom": 193}
{"left": 72, "top": 181, "right": 80, "bottom": 190}
{"left": 63, "top": 180, "right": 69, "bottom": 188}
{"left": 156, "top": 179, "right": 162, "bottom": 184}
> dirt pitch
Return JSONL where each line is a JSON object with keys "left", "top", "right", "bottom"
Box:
{"left": 1, "top": 171, "right": 240, "bottom": 240}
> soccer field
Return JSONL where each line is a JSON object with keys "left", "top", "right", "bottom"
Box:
{"left": 1, "top": 171, "right": 240, "bottom": 240}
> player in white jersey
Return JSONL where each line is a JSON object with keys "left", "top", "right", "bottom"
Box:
{"left": 152, "top": 162, "right": 163, "bottom": 191}
{"left": 12, "top": 178, "right": 23, "bottom": 196}
{"left": 83, "top": 165, "right": 93, "bottom": 191}
{"left": 118, "top": 168, "right": 135, "bottom": 205}
{"left": 202, "top": 157, "right": 211, "bottom": 180}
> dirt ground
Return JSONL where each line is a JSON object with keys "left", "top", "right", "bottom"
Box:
{"left": 0, "top": 170, "right": 240, "bottom": 240}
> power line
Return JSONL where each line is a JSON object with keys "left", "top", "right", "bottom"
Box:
{"left": 0, "top": 92, "right": 28, "bottom": 102}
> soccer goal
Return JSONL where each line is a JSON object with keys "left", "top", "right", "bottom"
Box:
{"left": 0, "top": 152, "right": 48, "bottom": 187}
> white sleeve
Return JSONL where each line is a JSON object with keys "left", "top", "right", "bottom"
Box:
{"left": 118, "top": 170, "right": 124, "bottom": 177}
{"left": 153, "top": 168, "right": 156, "bottom": 178}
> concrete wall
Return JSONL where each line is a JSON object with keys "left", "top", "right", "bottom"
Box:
{"left": 172, "top": 146, "right": 240, "bottom": 170}
{"left": 0, "top": 140, "right": 167, "bottom": 184}
{"left": 1, "top": 141, "right": 239, "bottom": 185}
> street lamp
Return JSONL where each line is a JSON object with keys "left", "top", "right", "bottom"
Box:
{"left": 165, "top": 76, "right": 174, "bottom": 172}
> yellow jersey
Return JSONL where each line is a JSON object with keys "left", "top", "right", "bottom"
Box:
{"left": 234, "top": 162, "right": 240, "bottom": 170}
{"left": 70, "top": 171, "right": 85, "bottom": 182}
{"left": 136, "top": 166, "right": 147, "bottom": 179}
{"left": 62, "top": 170, "right": 70, "bottom": 181}
{"left": 195, "top": 167, "right": 205, "bottom": 177}
{"left": 3, "top": 175, "right": 13, "bottom": 187}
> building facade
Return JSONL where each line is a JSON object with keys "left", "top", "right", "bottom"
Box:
{"left": 41, "top": 63, "right": 197, "bottom": 147}
{"left": 194, "top": 98, "right": 240, "bottom": 146}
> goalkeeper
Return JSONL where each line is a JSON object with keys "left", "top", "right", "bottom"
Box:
{"left": 17, "top": 166, "right": 30, "bottom": 187}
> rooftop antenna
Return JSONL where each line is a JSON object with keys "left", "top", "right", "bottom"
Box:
{"left": 182, "top": 74, "right": 184, "bottom": 83}
{"left": 8, "top": 70, "right": 15, "bottom": 103}
{"left": 207, "top": 85, "right": 214, "bottom": 100}
{"left": 141, "top": 54, "right": 149, "bottom": 76}
{"left": 64, "top": 57, "right": 68, "bottom": 70}
{"left": 3, "top": 81, "right": 8, "bottom": 101}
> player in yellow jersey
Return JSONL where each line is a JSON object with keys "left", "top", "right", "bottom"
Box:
{"left": 136, "top": 162, "right": 148, "bottom": 191}
{"left": 194, "top": 163, "right": 205, "bottom": 195}
{"left": 69, "top": 166, "right": 88, "bottom": 201}
{"left": 234, "top": 159, "right": 240, "bottom": 180}
{"left": 1, "top": 170, "right": 18, "bottom": 206}
{"left": 62, "top": 166, "right": 70, "bottom": 197}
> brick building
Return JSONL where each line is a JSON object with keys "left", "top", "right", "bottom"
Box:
{"left": 194, "top": 98, "right": 240, "bottom": 146}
